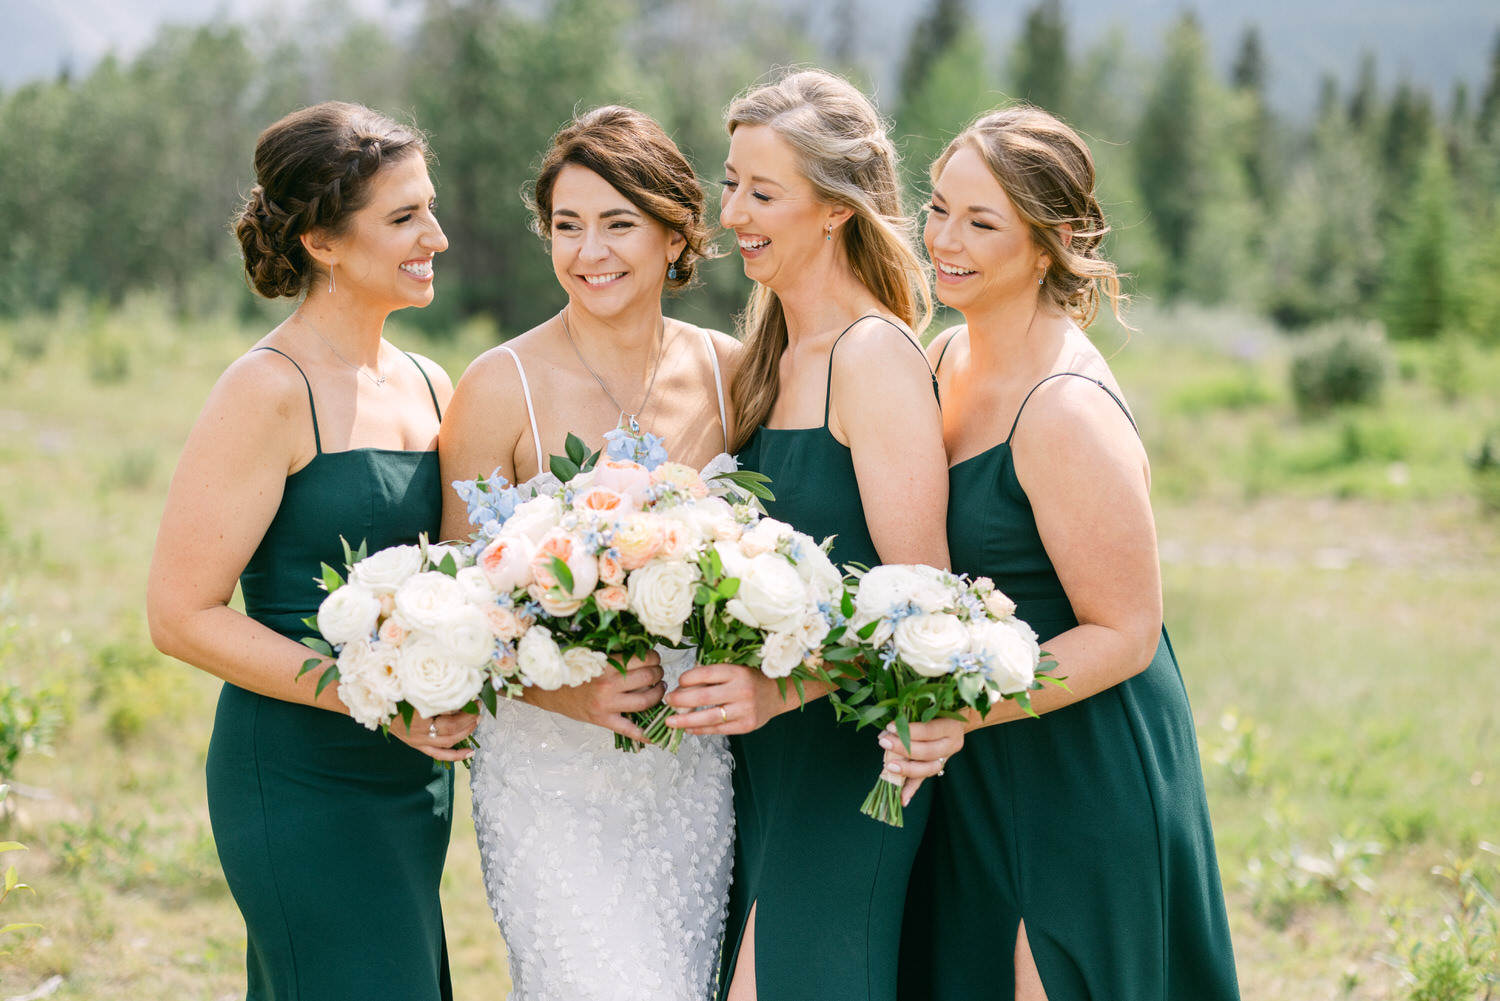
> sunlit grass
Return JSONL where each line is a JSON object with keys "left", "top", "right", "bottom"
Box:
{"left": 1, "top": 296, "right": 1497, "bottom": 998}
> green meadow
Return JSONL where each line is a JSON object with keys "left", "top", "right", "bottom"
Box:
{"left": 0, "top": 297, "right": 1497, "bottom": 999}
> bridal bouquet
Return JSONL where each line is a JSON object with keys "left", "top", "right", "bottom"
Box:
{"left": 688, "top": 516, "right": 854, "bottom": 704}
{"left": 453, "top": 428, "right": 770, "bottom": 752}
{"left": 832, "top": 565, "right": 1063, "bottom": 826}
{"left": 298, "top": 536, "right": 504, "bottom": 740}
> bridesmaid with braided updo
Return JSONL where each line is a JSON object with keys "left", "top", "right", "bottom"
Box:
{"left": 147, "top": 101, "right": 473, "bottom": 1000}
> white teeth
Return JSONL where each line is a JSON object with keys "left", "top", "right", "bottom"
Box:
{"left": 738, "top": 238, "right": 769, "bottom": 251}
{"left": 938, "top": 262, "right": 975, "bottom": 276}
{"left": 582, "top": 272, "right": 625, "bottom": 285}
{"left": 401, "top": 260, "right": 433, "bottom": 277}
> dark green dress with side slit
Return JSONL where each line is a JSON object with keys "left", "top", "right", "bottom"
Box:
{"left": 898, "top": 369, "right": 1240, "bottom": 1001}
{"left": 205, "top": 347, "right": 455, "bottom": 1001}
{"left": 720, "top": 319, "right": 935, "bottom": 1001}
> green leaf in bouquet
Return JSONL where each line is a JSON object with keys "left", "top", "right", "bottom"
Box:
{"left": 480, "top": 681, "right": 499, "bottom": 716}
{"left": 398, "top": 703, "right": 416, "bottom": 731}
{"left": 547, "top": 555, "right": 575, "bottom": 594}
{"left": 564, "top": 432, "right": 592, "bottom": 467}
{"left": 300, "top": 636, "right": 334, "bottom": 658}
{"left": 550, "top": 455, "right": 581, "bottom": 482}
{"left": 319, "top": 562, "right": 345, "bottom": 594}
{"left": 709, "top": 468, "right": 776, "bottom": 501}
{"left": 310, "top": 662, "right": 340, "bottom": 697}
{"left": 435, "top": 551, "right": 460, "bottom": 578}
{"left": 856, "top": 621, "right": 878, "bottom": 641}
{"left": 894, "top": 714, "right": 912, "bottom": 751}
{"left": 716, "top": 578, "right": 741, "bottom": 600}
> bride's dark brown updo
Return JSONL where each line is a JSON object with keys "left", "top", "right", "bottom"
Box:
{"left": 234, "top": 102, "right": 429, "bottom": 299}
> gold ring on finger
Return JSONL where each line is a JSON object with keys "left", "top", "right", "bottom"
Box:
{"left": 719, "top": 706, "right": 729, "bottom": 723}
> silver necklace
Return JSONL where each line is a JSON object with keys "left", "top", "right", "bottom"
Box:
{"left": 296, "top": 313, "right": 386, "bottom": 388}
{"left": 559, "top": 308, "right": 664, "bottom": 434}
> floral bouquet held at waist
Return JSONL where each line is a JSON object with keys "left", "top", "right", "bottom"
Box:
{"left": 831, "top": 564, "right": 1065, "bottom": 826}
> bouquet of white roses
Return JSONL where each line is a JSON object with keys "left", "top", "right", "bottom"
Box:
{"left": 688, "top": 515, "right": 855, "bottom": 704}
{"left": 832, "top": 564, "right": 1063, "bottom": 826}
{"left": 299, "top": 536, "right": 504, "bottom": 747}
{"left": 453, "top": 428, "right": 770, "bottom": 752}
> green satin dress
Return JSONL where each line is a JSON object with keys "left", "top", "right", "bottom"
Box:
{"left": 899, "top": 371, "right": 1240, "bottom": 1000}
{"left": 721, "top": 319, "right": 935, "bottom": 1001}
{"left": 205, "top": 347, "right": 455, "bottom": 1001}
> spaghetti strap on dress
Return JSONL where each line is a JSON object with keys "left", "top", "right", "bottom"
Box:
{"left": 207, "top": 346, "right": 454, "bottom": 1001}
{"left": 898, "top": 370, "right": 1240, "bottom": 1001}
{"left": 467, "top": 328, "right": 735, "bottom": 1000}
{"left": 722, "top": 316, "right": 936, "bottom": 1001}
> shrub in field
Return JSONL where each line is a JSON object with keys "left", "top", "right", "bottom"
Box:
{"left": 0, "top": 615, "right": 66, "bottom": 786}
{"left": 1210, "top": 708, "right": 1265, "bottom": 792}
{"left": 1289, "top": 320, "right": 1390, "bottom": 414}
{"left": 0, "top": 788, "right": 39, "bottom": 938}
{"left": 1243, "top": 817, "right": 1382, "bottom": 930}
{"left": 1381, "top": 843, "right": 1500, "bottom": 1000}
{"left": 1468, "top": 430, "right": 1500, "bottom": 515}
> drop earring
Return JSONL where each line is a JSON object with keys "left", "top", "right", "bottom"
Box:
{"left": 825, "top": 224, "right": 833, "bottom": 242}
{"left": 668, "top": 260, "right": 678, "bottom": 281}
{"left": 328, "top": 266, "right": 336, "bottom": 295}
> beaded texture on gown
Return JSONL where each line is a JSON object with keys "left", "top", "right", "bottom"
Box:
{"left": 470, "top": 649, "right": 734, "bottom": 1000}
{"left": 206, "top": 347, "right": 455, "bottom": 1001}
{"left": 899, "top": 370, "right": 1240, "bottom": 1001}
{"left": 466, "top": 329, "right": 735, "bottom": 1001}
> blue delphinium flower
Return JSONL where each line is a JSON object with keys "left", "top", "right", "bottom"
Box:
{"left": 603, "top": 427, "right": 669, "bottom": 469}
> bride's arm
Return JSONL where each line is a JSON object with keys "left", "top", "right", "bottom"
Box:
{"left": 440, "top": 345, "right": 664, "bottom": 741}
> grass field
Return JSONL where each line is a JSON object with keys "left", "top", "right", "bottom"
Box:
{"left": 0, "top": 296, "right": 1497, "bottom": 999}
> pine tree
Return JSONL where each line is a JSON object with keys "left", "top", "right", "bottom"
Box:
{"left": 1382, "top": 138, "right": 1459, "bottom": 340}
{"left": 1479, "top": 28, "right": 1500, "bottom": 142}
{"left": 899, "top": 0, "right": 970, "bottom": 107}
{"left": 1011, "top": 0, "right": 1068, "bottom": 117}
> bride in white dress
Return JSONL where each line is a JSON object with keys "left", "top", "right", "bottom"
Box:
{"left": 439, "top": 106, "right": 739, "bottom": 1000}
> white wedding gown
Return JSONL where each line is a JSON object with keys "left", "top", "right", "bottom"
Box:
{"left": 469, "top": 647, "right": 734, "bottom": 1000}
{"left": 469, "top": 331, "right": 736, "bottom": 1000}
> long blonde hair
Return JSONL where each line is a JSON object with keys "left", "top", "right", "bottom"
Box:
{"left": 725, "top": 69, "right": 933, "bottom": 451}
{"left": 932, "top": 105, "right": 1126, "bottom": 328}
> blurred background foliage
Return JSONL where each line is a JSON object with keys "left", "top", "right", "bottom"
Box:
{"left": 0, "top": 0, "right": 1497, "bottom": 346}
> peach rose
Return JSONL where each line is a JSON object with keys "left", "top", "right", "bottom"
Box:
{"left": 612, "top": 513, "right": 665, "bottom": 570}
{"left": 592, "top": 459, "right": 654, "bottom": 506}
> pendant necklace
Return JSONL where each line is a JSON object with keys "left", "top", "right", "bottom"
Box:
{"left": 297, "top": 312, "right": 386, "bottom": 388}
{"left": 560, "top": 308, "right": 664, "bottom": 434}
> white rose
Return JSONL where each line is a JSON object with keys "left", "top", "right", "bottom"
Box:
{"left": 738, "top": 517, "right": 793, "bottom": 557}
{"left": 711, "top": 539, "right": 753, "bottom": 580}
{"left": 699, "top": 452, "right": 739, "bottom": 495}
{"left": 455, "top": 565, "right": 498, "bottom": 606}
{"left": 317, "top": 583, "right": 381, "bottom": 647}
{"left": 336, "top": 639, "right": 401, "bottom": 729}
{"left": 759, "top": 630, "right": 807, "bottom": 679}
{"left": 969, "top": 620, "right": 1039, "bottom": 694}
{"left": 516, "top": 626, "right": 570, "bottom": 690}
{"left": 982, "top": 588, "right": 1018, "bottom": 620}
{"left": 850, "top": 564, "right": 950, "bottom": 633}
{"left": 686, "top": 496, "right": 742, "bottom": 542}
{"left": 477, "top": 534, "right": 535, "bottom": 592}
{"left": 349, "top": 544, "right": 424, "bottom": 594}
{"left": 627, "top": 560, "right": 699, "bottom": 643}
{"left": 504, "top": 494, "right": 563, "bottom": 545}
{"left": 795, "top": 611, "right": 831, "bottom": 650}
{"left": 439, "top": 603, "right": 497, "bottom": 667}
{"left": 393, "top": 571, "right": 467, "bottom": 633}
{"left": 395, "top": 635, "right": 485, "bottom": 718}
{"left": 561, "top": 646, "right": 611, "bottom": 686}
{"left": 892, "top": 612, "right": 970, "bottom": 678}
{"left": 725, "top": 553, "right": 810, "bottom": 635}
{"left": 788, "top": 535, "right": 843, "bottom": 602}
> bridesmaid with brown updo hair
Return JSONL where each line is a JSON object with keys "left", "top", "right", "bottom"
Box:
{"left": 148, "top": 101, "right": 472, "bottom": 1000}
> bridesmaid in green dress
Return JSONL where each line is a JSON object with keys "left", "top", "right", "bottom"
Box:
{"left": 147, "top": 102, "right": 475, "bottom": 1000}
{"left": 665, "top": 70, "right": 951, "bottom": 1001}
{"left": 885, "top": 106, "right": 1240, "bottom": 1000}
